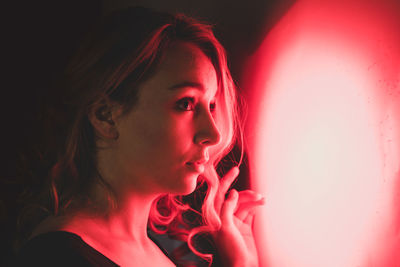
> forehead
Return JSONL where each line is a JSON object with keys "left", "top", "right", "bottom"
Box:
{"left": 145, "top": 42, "right": 219, "bottom": 99}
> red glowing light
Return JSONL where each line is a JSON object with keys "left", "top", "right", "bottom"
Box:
{"left": 244, "top": 1, "right": 400, "bottom": 266}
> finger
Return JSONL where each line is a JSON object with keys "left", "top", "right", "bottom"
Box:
{"left": 219, "top": 166, "right": 240, "bottom": 196}
{"left": 234, "top": 199, "right": 265, "bottom": 221}
{"left": 237, "top": 190, "right": 264, "bottom": 204}
{"left": 243, "top": 210, "right": 256, "bottom": 226}
{"left": 215, "top": 167, "right": 240, "bottom": 214}
{"left": 238, "top": 196, "right": 266, "bottom": 206}
{"left": 220, "top": 189, "right": 239, "bottom": 226}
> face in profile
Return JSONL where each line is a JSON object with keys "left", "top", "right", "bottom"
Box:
{"left": 109, "top": 42, "right": 221, "bottom": 196}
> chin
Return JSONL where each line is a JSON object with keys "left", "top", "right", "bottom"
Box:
{"left": 170, "top": 174, "right": 199, "bottom": 195}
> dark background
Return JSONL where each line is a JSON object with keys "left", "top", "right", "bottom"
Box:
{"left": 1, "top": 0, "right": 294, "bottom": 264}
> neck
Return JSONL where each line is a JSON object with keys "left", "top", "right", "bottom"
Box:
{"left": 57, "top": 192, "right": 172, "bottom": 266}
{"left": 60, "top": 147, "right": 166, "bottom": 257}
{"left": 68, "top": 147, "right": 161, "bottom": 245}
{"left": 64, "top": 191, "right": 157, "bottom": 249}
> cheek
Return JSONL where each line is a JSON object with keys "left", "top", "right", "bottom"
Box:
{"left": 129, "top": 113, "right": 194, "bottom": 165}
{"left": 168, "top": 116, "right": 195, "bottom": 143}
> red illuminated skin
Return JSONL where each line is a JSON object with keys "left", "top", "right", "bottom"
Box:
{"left": 33, "top": 42, "right": 264, "bottom": 266}
{"left": 94, "top": 42, "right": 221, "bottom": 198}
{"left": 215, "top": 167, "right": 265, "bottom": 267}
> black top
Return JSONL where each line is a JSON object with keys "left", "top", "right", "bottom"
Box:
{"left": 12, "top": 231, "right": 175, "bottom": 267}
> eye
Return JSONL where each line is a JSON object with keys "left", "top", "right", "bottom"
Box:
{"left": 176, "top": 97, "right": 195, "bottom": 111}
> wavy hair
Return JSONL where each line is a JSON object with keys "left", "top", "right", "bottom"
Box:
{"left": 17, "top": 6, "right": 243, "bottom": 266}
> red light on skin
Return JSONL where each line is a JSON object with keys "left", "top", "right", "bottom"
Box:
{"left": 244, "top": 1, "right": 400, "bottom": 266}
{"left": 185, "top": 162, "right": 205, "bottom": 173}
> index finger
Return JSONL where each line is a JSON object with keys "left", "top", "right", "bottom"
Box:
{"left": 218, "top": 166, "right": 240, "bottom": 196}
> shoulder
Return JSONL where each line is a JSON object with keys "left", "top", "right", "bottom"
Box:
{"left": 12, "top": 231, "right": 119, "bottom": 267}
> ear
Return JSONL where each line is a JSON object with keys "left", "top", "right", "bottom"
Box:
{"left": 88, "top": 99, "right": 122, "bottom": 140}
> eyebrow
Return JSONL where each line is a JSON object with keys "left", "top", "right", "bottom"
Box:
{"left": 167, "top": 81, "right": 205, "bottom": 92}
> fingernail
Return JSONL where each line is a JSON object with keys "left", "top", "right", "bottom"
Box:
{"left": 230, "top": 189, "right": 238, "bottom": 198}
{"left": 233, "top": 166, "right": 240, "bottom": 176}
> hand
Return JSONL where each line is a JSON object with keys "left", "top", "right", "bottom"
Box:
{"left": 213, "top": 166, "right": 265, "bottom": 267}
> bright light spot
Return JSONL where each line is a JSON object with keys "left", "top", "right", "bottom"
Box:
{"left": 245, "top": 1, "right": 400, "bottom": 267}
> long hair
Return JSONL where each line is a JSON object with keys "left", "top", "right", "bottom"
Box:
{"left": 17, "top": 6, "right": 243, "bottom": 265}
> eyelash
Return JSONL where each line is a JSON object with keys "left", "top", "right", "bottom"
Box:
{"left": 176, "top": 97, "right": 216, "bottom": 113}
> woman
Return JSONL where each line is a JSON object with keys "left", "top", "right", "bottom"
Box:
{"left": 15, "top": 6, "right": 264, "bottom": 267}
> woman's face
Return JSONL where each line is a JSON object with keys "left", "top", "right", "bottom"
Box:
{"left": 110, "top": 42, "right": 221, "bottom": 196}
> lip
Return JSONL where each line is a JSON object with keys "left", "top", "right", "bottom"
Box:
{"left": 186, "top": 162, "right": 205, "bottom": 173}
{"left": 189, "top": 154, "right": 209, "bottom": 165}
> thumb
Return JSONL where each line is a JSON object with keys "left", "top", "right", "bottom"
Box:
{"left": 220, "top": 189, "right": 239, "bottom": 225}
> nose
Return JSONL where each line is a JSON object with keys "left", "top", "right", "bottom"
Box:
{"left": 194, "top": 110, "right": 222, "bottom": 146}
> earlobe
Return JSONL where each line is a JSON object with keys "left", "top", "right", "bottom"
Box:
{"left": 88, "top": 101, "right": 121, "bottom": 140}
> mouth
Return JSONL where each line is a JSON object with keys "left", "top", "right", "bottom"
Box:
{"left": 186, "top": 162, "right": 205, "bottom": 173}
